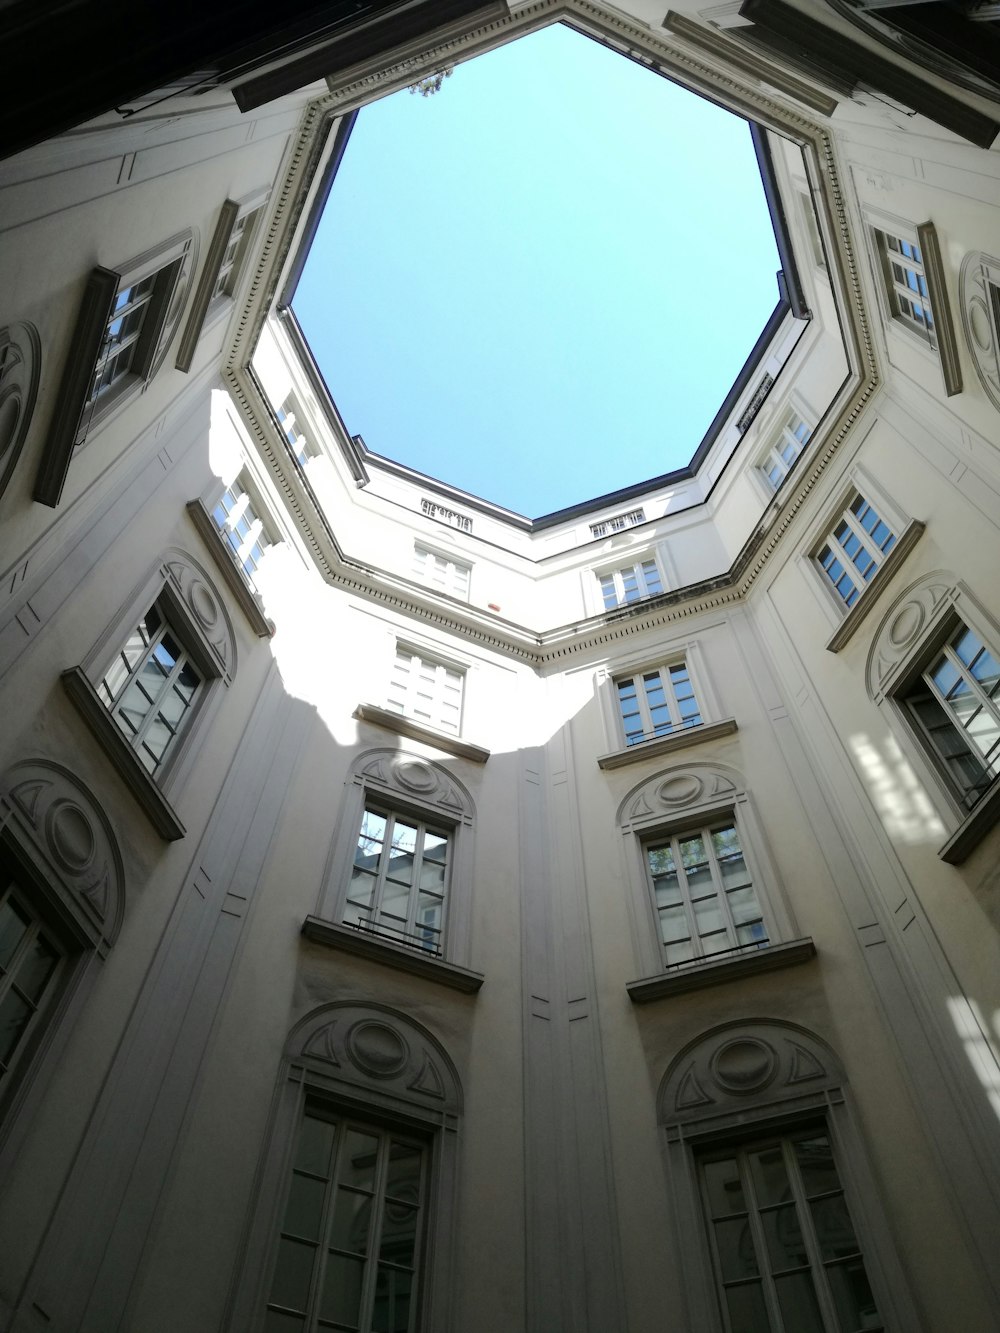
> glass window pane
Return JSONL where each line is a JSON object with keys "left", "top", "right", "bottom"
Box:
{"left": 379, "top": 1201, "right": 419, "bottom": 1267}
{"left": 269, "top": 1237, "right": 316, "bottom": 1315}
{"left": 809, "top": 1194, "right": 860, "bottom": 1261}
{"left": 0, "top": 987, "right": 33, "bottom": 1066}
{"left": 0, "top": 897, "right": 29, "bottom": 970}
{"left": 748, "top": 1145, "right": 791, "bottom": 1207}
{"left": 774, "top": 1271, "right": 825, "bottom": 1333}
{"left": 330, "top": 1188, "right": 372, "bottom": 1256}
{"left": 296, "top": 1113, "right": 337, "bottom": 1178}
{"left": 724, "top": 1282, "right": 771, "bottom": 1333}
{"left": 320, "top": 1251, "right": 365, "bottom": 1327}
{"left": 713, "top": 1217, "right": 759, "bottom": 1281}
{"left": 703, "top": 1156, "right": 746, "bottom": 1216}
{"left": 828, "top": 1256, "right": 881, "bottom": 1332}
{"left": 341, "top": 1131, "right": 378, "bottom": 1191}
{"left": 14, "top": 933, "right": 59, "bottom": 1004}
{"left": 283, "top": 1174, "right": 327, "bottom": 1242}
{"left": 372, "top": 1265, "right": 413, "bottom": 1333}
{"left": 386, "top": 1143, "right": 422, "bottom": 1200}
{"left": 793, "top": 1135, "right": 839, "bottom": 1198}
{"left": 658, "top": 904, "right": 689, "bottom": 945}
{"left": 762, "top": 1203, "right": 808, "bottom": 1272}
{"left": 264, "top": 1310, "right": 305, "bottom": 1332}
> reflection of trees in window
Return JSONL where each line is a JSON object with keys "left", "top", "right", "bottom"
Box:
{"left": 266, "top": 1102, "right": 426, "bottom": 1332}
{"left": 699, "top": 1129, "right": 882, "bottom": 1332}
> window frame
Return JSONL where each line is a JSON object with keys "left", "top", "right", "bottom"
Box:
{"left": 211, "top": 472, "right": 279, "bottom": 592}
{"left": 36, "top": 230, "right": 196, "bottom": 507}
{"left": 596, "top": 554, "right": 665, "bottom": 611}
{"left": 62, "top": 550, "right": 237, "bottom": 841}
{"left": 412, "top": 542, "right": 472, "bottom": 603}
{"left": 815, "top": 491, "right": 899, "bottom": 611}
{"left": 276, "top": 391, "right": 317, "bottom": 468}
{"left": 757, "top": 407, "right": 813, "bottom": 493}
{"left": 872, "top": 225, "right": 936, "bottom": 347}
{"left": 386, "top": 643, "right": 466, "bottom": 739}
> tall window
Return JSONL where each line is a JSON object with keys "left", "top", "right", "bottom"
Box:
{"left": 699, "top": 1127, "right": 881, "bottom": 1332}
{"left": 346, "top": 807, "right": 450, "bottom": 954}
{"left": 212, "top": 207, "right": 260, "bottom": 301}
{"left": 616, "top": 663, "right": 701, "bottom": 747}
{"left": 387, "top": 649, "right": 464, "bottom": 736}
{"left": 598, "top": 559, "right": 663, "bottom": 610}
{"left": 0, "top": 878, "right": 65, "bottom": 1092}
{"left": 760, "top": 413, "right": 812, "bottom": 491}
{"left": 265, "top": 1101, "right": 428, "bottom": 1333}
{"left": 278, "top": 395, "right": 315, "bottom": 467}
{"left": 873, "top": 229, "right": 934, "bottom": 344}
{"left": 212, "top": 478, "right": 273, "bottom": 586}
{"left": 87, "top": 275, "right": 162, "bottom": 406}
{"left": 97, "top": 602, "right": 202, "bottom": 777}
{"left": 645, "top": 822, "right": 767, "bottom": 967}
{"left": 817, "top": 495, "right": 896, "bottom": 609}
{"left": 902, "top": 621, "right": 1000, "bottom": 811}
{"left": 412, "top": 545, "right": 471, "bottom": 601}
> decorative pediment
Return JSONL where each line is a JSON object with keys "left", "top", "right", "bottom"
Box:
{"left": 288, "top": 1002, "right": 462, "bottom": 1115}
{"left": 658, "top": 1021, "right": 842, "bottom": 1127}
{"left": 618, "top": 760, "right": 744, "bottom": 832}
{"left": 354, "top": 749, "right": 473, "bottom": 822}
{"left": 162, "top": 548, "right": 238, "bottom": 682}
{"left": 866, "top": 572, "right": 957, "bottom": 702}
{"left": 0, "top": 759, "right": 125, "bottom": 948}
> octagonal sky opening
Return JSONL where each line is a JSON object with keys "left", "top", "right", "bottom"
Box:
{"left": 292, "top": 22, "right": 782, "bottom": 518}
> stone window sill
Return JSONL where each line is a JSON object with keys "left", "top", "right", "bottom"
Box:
{"left": 354, "top": 703, "right": 489, "bottom": 764}
{"left": 186, "top": 499, "right": 273, "bottom": 638}
{"left": 598, "top": 719, "right": 738, "bottom": 771}
{"left": 626, "top": 938, "right": 816, "bottom": 1003}
{"left": 938, "top": 779, "right": 1000, "bottom": 864}
{"left": 302, "top": 916, "right": 484, "bottom": 993}
{"left": 61, "top": 667, "right": 186, "bottom": 840}
{"left": 825, "top": 520, "right": 924, "bottom": 653}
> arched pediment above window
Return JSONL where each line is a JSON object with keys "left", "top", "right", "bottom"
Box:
{"left": 0, "top": 758, "right": 125, "bottom": 952}
{"left": 161, "top": 547, "right": 238, "bottom": 683}
{"left": 865, "top": 570, "right": 960, "bottom": 703}
{"left": 617, "top": 759, "right": 747, "bottom": 834}
{"left": 352, "top": 748, "right": 474, "bottom": 825}
{"left": 658, "top": 1020, "right": 843, "bottom": 1129}
{"left": 286, "top": 1001, "right": 463, "bottom": 1121}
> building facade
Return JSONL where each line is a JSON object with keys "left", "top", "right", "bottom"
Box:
{"left": 1, "top": 2, "right": 1000, "bottom": 1330}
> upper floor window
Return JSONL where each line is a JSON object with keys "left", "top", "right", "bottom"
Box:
{"left": 277, "top": 393, "right": 316, "bottom": 467}
{"left": 413, "top": 544, "right": 471, "bottom": 601}
{"left": 590, "top": 507, "right": 645, "bottom": 539}
{"left": 699, "top": 1127, "right": 881, "bottom": 1333}
{"left": 212, "top": 477, "right": 273, "bottom": 588}
{"left": 816, "top": 495, "right": 896, "bottom": 609}
{"left": 599, "top": 558, "right": 663, "bottom": 611}
{"left": 646, "top": 821, "right": 767, "bottom": 968}
{"left": 901, "top": 621, "right": 1000, "bottom": 813}
{"left": 872, "top": 228, "right": 934, "bottom": 344}
{"left": 616, "top": 662, "right": 702, "bottom": 747}
{"left": 387, "top": 648, "right": 464, "bottom": 736}
{"left": 760, "top": 412, "right": 812, "bottom": 491}
{"left": 347, "top": 806, "right": 450, "bottom": 954}
{"left": 212, "top": 206, "right": 261, "bottom": 302}
{"left": 96, "top": 601, "right": 202, "bottom": 778}
{"left": 265, "top": 1100, "right": 428, "bottom": 1333}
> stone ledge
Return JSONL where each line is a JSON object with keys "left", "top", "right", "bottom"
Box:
{"left": 61, "top": 667, "right": 186, "bottom": 841}
{"left": 302, "top": 915, "right": 484, "bottom": 993}
{"left": 626, "top": 937, "right": 816, "bottom": 1003}
{"left": 825, "top": 520, "right": 924, "bottom": 653}
{"left": 597, "top": 718, "right": 738, "bottom": 771}
{"left": 354, "top": 703, "right": 490, "bottom": 763}
{"left": 939, "top": 780, "right": 1000, "bottom": 865}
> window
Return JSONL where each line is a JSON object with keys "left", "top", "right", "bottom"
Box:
{"left": 900, "top": 621, "right": 1000, "bottom": 813}
{"left": 645, "top": 821, "right": 767, "bottom": 968}
{"left": 387, "top": 648, "right": 464, "bottom": 736}
{"left": 346, "top": 807, "right": 450, "bottom": 954}
{"left": 412, "top": 544, "right": 471, "bottom": 601}
{"left": 37, "top": 231, "right": 195, "bottom": 506}
{"left": 265, "top": 1101, "right": 428, "bottom": 1333}
{"left": 616, "top": 663, "right": 702, "bottom": 747}
{"left": 816, "top": 494, "right": 896, "bottom": 609}
{"left": 211, "top": 206, "right": 260, "bottom": 301}
{"left": 760, "top": 412, "right": 812, "bottom": 491}
{"left": 212, "top": 477, "right": 273, "bottom": 587}
{"left": 872, "top": 227, "right": 934, "bottom": 343}
{"left": 699, "top": 1128, "right": 882, "bottom": 1333}
{"left": 599, "top": 558, "right": 663, "bottom": 610}
{"left": 96, "top": 601, "right": 202, "bottom": 778}
{"left": 590, "top": 507, "right": 645, "bottom": 539}
{"left": 0, "top": 877, "right": 66, "bottom": 1095}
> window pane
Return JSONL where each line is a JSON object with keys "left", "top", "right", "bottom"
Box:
{"left": 284, "top": 1174, "right": 327, "bottom": 1242}
{"left": 379, "top": 1201, "right": 418, "bottom": 1267}
{"left": 320, "top": 1251, "right": 364, "bottom": 1326}
{"left": 761, "top": 1203, "right": 808, "bottom": 1272}
{"left": 724, "top": 1282, "right": 771, "bottom": 1333}
{"left": 386, "top": 1143, "right": 422, "bottom": 1200}
{"left": 270, "top": 1237, "right": 316, "bottom": 1314}
{"left": 714, "top": 1217, "right": 759, "bottom": 1281}
{"left": 809, "top": 1194, "right": 860, "bottom": 1262}
{"left": 0, "top": 988, "right": 33, "bottom": 1067}
{"left": 703, "top": 1156, "right": 746, "bottom": 1216}
{"left": 792, "top": 1135, "right": 838, "bottom": 1197}
{"left": 330, "top": 1189, "right": 372, "bottom": 1255}
{"left": 828, "top": 1256, "right": 881, "bottom": 1332}
{"left": 14, "top": 933, "right": 59, "bottom": 1004}
{"left": 296, "top": 1113, "right": 337, "bottom": 1178}
{"left": 774, "top": 1270, "right": 825, "bottom": 1333}
{"left": 0, "top": 896, "right": 29, "bottom": 970}
{"left": 372, "top": 1266, "right": 413, "bottom": 1333}
{"left": 341, "top": 1131, "right": 378, "bottom": 1191}
{"left": 748, "top": 1145, "right": 791, "bottom": 1208}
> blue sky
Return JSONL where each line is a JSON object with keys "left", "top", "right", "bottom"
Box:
{"left": 294, "top": 24, "right": 780, "bottom": 517}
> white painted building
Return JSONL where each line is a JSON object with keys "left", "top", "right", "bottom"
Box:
{"left": 1, "top": 2, "right": 1000, "bottom": 1330}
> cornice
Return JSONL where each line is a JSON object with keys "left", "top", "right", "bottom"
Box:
{"left": 218, "top": 0, "right": 883, "bottom": 671}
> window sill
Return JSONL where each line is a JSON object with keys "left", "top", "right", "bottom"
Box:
{"left": 353, "top": 703, "right": 490, "bottom": 764}
{"left": 597, "top": 719, "right": 738, "bottom": 771}
{"left": 186, "top": 499, "right": 273, "bottom": 638}
{"left": 61, "top": 667, "right": 186, "bottom": 840}
{"left": 938, "top": 779, "right": 1000, "bottom": 865}
{"left": 825, "top": 520, "right": 925, "bottom": 653}
{"left": 302, "top": 916, "right": 484, "bottom": 993}
{"left": 626, "top": 938, "right": 816, "bottom": 1003}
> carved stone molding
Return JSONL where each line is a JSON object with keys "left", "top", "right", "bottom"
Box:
{"left": 658, "top": 1020, "right": 841, "bottom": 1128}
{"left": 0, "top": 322, "right": 41, "bottom": 500}
{"left": 618, "top": 760, "right": 745, "bottom": 834}
{"left": 353, "top": 748, "right": 474, "bottom": 824}
{"left": 866, "top": 572, "right": 958, "bottom": 703}
{"left": 288, "top": 1001, "right": 462, "bottom": 1118}
{"left": 0, "top": 759, "right": 125, "bottom": 952}
{"left": 162, "top": 548, "right": 237, "bottom": 682}
{"left": 960, "top": 251, "right": 1000, "bottom": 413}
